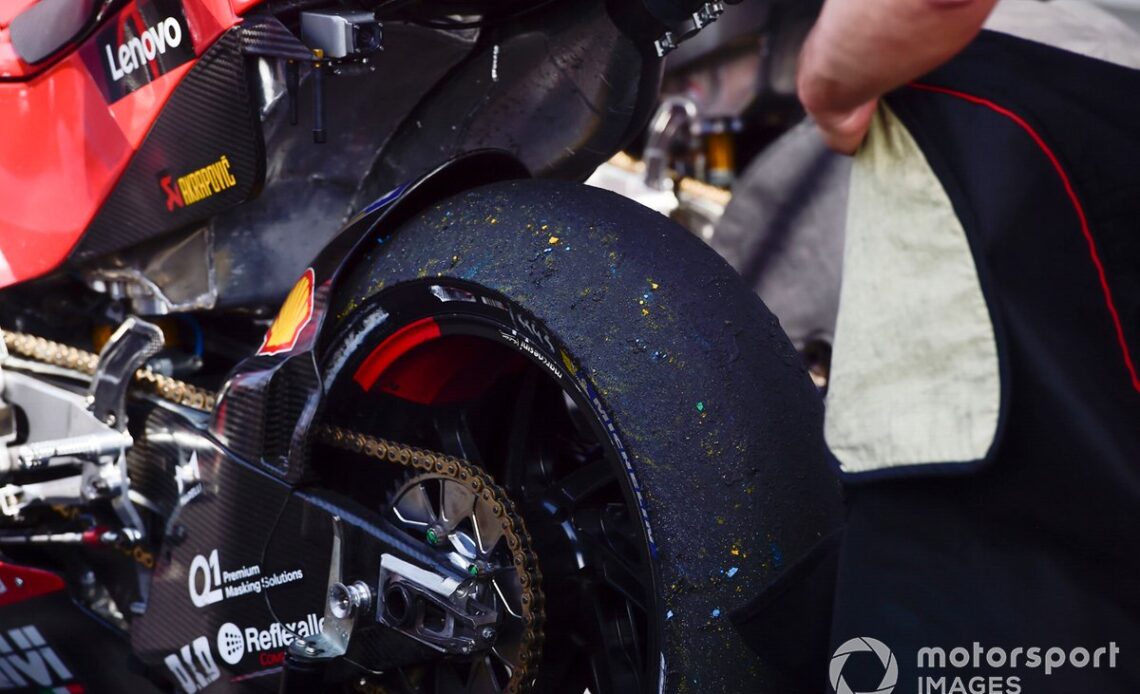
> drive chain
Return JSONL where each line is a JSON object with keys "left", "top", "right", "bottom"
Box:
{"left": 2, "top": 330, "right": 217, "bottom": 411}
{"left": 1, "top": 329, "right": 542, "bottom": 692}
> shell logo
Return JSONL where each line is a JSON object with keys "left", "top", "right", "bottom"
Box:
{"left": 258, "top": 268, "right": 316, "bottom": 355}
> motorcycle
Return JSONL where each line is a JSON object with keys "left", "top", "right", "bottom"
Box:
{"left": 0, "top": 0, "right": 841, "bottom": 691}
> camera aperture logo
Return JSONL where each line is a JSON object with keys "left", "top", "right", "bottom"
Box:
{"left": 832, "top": 637, "right": 1121, "bottom": 694}
{"left": 831, "top": 637, "right": 899, "bottom": 694}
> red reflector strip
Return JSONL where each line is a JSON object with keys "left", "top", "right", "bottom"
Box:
{"left": 353, "top": 317, "right": 442, "bottom": 392}
{"left": 0, "top": 562, "right": 65, "bottom": 607}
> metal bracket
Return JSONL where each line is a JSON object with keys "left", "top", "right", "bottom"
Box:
{"left": 287, "top": 516, "right": 372, "bottom": 661}
{"left": 377, "top": 554, "right": 500, "bottom": 655}
{"left": 86, "top": 318, "right": 161, "bottom": 607}
{"left": 653, "top": 1, "right": 726, "bottom": 56}
{"left": 89, "top": 317, "right": 164, "bottom": 430}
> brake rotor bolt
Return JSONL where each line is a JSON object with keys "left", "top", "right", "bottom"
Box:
{"left": 426, "top": 525, "right": 447, "bottom": 546}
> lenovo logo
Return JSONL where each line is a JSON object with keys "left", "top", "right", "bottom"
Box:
{"left": 79, "top": 0, "right": 195, "bottom": 103}
{"left": 0, "top": 625, "right": 74, "bottom": 690}
{"left": 103, "top": 16, "right": 184, "bottom": 82}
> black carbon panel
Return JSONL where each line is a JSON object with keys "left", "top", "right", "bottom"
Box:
{"left": 239, "top": 14, "right": 313, "bottom": 60}
{"left": 72, "top": 27, "right": 264, "bottom": 263}
{"left": 262, "top": 355, "right": 319, "bottom": 472}
{"left": 0, "top": 589, "right": 163, "bottom": 692}
{"left": 211, "top": 354, "right": 289, "bottom": 466}
{"left": 129, "top": 444, "right": 334, "bottom": 693}
{"left": 211, "top": 351, "right": 318, "bottom": 476}
{"left": 127, "top": 408, "right": 182, "bottom": 517}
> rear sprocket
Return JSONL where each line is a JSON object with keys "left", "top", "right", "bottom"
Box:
{"left": 319, "top": 426, "right": 545, "bottom": 693}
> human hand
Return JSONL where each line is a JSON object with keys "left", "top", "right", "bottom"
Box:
{"left": 806, "top": 99, "right": 877, "bottom": 155}
{"left": 795, "top": 0, "right": 997, "bottom": 155}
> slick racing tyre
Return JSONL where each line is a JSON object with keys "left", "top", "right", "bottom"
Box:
{"left": 318, "top": 179, "right": 840, "bottom": 693}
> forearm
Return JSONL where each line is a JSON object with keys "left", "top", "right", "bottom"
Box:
{"left": 798, "top": 0, "right": 998, "bottom": 118}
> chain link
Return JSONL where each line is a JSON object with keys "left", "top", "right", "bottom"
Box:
{"left": 2, "top": 328, "right": 542, "bottom": 692}
{"left": 3, "top": 330, "right": 217, "bottom": 411}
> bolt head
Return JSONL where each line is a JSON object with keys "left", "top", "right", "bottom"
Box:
{"left": 328, "top": 582, "right": 354, "bottom": 619}
{"left": 481, "top": 626, "right": 496, "bottom": 641}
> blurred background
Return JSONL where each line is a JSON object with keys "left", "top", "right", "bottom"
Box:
{"left": 585, "top": 0, "right": 1140, "bottom": 391}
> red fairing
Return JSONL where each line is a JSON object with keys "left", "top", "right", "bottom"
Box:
{"left": 0, "top": 562, "right": 64, "bottom": 607}
{"left": 0, "top": 0, "right": 263, "bottom": 288}
{"left": 0, "top": 1, "right": 37, "bottom": 28}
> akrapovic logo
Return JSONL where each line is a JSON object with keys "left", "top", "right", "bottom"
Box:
{"left": 0, "top": 625, "right": 76, "bottom": 691}
{"left": 104, "top": 16, "right": 183, "bottom": 82}
{"left": 161, "top": 155, "right": 238, "bottom": 211}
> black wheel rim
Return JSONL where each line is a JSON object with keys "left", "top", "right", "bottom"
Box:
{"left": 320, "top": 279, "right": 660, "bottom": 694}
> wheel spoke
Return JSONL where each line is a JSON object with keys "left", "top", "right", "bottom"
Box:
{"left": 435, "top": 409, "right": 484, "bottom": 466}
{"left": 547, "top": 459, "right": 617, "bottom": 509}
{"left": 580, "top": 586, "right": 644, "bottom": 694}
{"left": 579, "top": 530, "right": 649, "bottom": 612}
{"left": 490, "top": 619, "right": 524, "bottom": 673}
{"left": 502, "top": 370, "right": 539, "bottom": 494}
{"left": 468, "top": 655, "right": 505, "bottom": 694}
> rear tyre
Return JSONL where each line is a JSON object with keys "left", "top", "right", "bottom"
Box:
{"left": 320, "top": 179, "right": 841, "bottom": 692}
